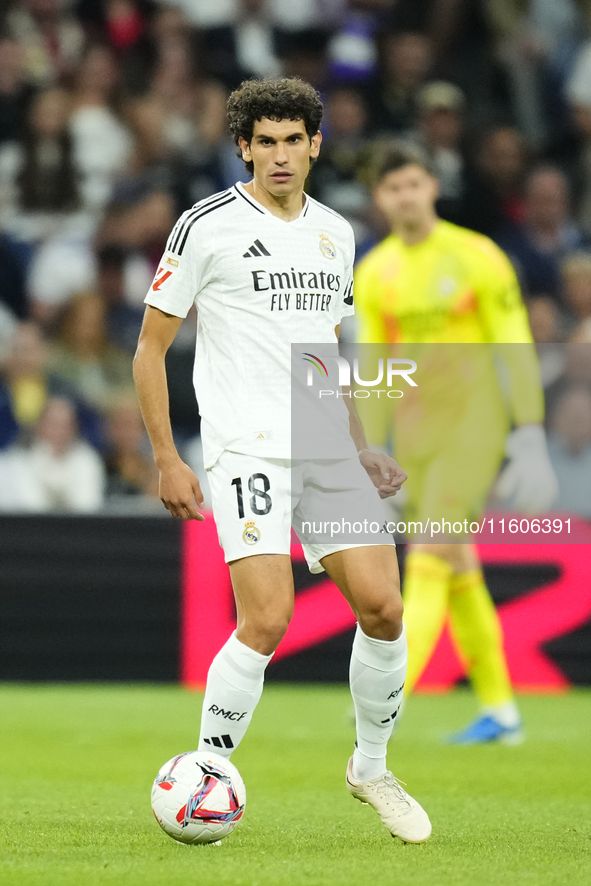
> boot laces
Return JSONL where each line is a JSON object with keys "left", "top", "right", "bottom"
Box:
{"left": 376, "top": 772, "right": 411, "bottom": 807}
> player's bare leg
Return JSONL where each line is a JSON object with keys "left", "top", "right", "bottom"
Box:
{"left": 197, "top": 554, "right": 293, "bottom": 756}
{"left": 321, "top": 545, "right": 431, "bottom": 843}
{"left": 231, "top": 554, "right": 295, "bottom": 655}
{"left": 404, "top": 541, "right": 521, "bottom": 742}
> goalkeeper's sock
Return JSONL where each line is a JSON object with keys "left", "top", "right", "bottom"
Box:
{"left": 483, "top": 701, "right": 521, "bottom": 729}
{"left": 449, "top": 569, "right": 517, "bottom": 712}
{"left": 350, "top": 625, "right": 407, "bottom": 782}
{"left": 197, "top": 632, "right": 273, "bottom": 758}
{"left": 402, "top": 552, "right": 453, "bottom": 693}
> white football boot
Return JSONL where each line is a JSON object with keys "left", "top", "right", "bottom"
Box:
{"left": 346, "top": 757, "right": 432, "bottom": 843}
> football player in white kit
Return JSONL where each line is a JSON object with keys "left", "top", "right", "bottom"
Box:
{"left": 133, "top": 78, "right": 431, "bottom": 843}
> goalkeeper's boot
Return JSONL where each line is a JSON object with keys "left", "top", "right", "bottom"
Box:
{"left": 446, "top": 714, "right": 524, "bottom": 745}
{"left": 346, "top": 757, "right": 431, "bottom": 843}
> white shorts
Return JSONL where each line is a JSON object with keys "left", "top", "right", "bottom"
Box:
{"left": 207, "top": 451, "right": 395, "bottom": 574}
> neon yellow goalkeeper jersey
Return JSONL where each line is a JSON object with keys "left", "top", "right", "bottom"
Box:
{"left": 354, "top": 220, "right": 543, "bottom": 436}
{"left": 355, "top": 220, "right": 534, "bottom": 344}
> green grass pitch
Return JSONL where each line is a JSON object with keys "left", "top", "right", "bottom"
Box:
{"left": 0, "top": 684, "right": 589, "bottom": 886}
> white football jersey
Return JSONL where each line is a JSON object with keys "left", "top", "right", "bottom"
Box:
{"left": 145, "top": 182, "right": 355, "bottom": 468}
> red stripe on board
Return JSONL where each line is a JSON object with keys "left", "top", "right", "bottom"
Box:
{"left": 417, "top": 532, "right": 591, "bottom": 692}
{"left": 182, "top": 516, "right": 591, "bottom": 691}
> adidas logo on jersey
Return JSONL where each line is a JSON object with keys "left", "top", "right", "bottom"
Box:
{"left": 243, "top": 240, "right": 271, "bottom": 258}
{"left": 203, "top": 734, "right": 234, "bottom": 749}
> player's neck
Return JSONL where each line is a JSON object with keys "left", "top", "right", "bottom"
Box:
{"left": 396, "top": 215, "right": 439, "bottom": 246}
{"left": 243, "top": 179, "right": 305, "bottom": 222}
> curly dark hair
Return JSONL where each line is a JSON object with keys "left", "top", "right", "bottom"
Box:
{"left": 227, "top": 77, "right": 323, "bottom": 175}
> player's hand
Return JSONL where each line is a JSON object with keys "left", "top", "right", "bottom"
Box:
{"left": 158, "top": 457, "right": 205, "bottom": 521}
{"left": 494, "top": 424, "right": 558, "bottom": 514}
{"left": 358, "top": 449, "right": 407, "bottom": 499}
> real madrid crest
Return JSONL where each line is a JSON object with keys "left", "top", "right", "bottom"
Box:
{"left": 319, "top": 232, "right": 336, "bottom": 259}
{"left": 242, "top": 521, "right": 261, "bottom": 545}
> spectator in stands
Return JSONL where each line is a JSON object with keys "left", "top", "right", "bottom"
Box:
{"left": 0, "top": 225, "right": 28, "bottom": 320}
{"left": 484, "top": 0, "right": 588, "bottom": 151}
{"left": 48, "top": 292, "right": 133, "bottom": 410}
{"left": 145, "top": 23, "right": 227, "bottom": 205}
{"left": 149, "top": 3, "right": 188, "bottom": 44}
{"left": 27, "top": 222, "right": 97, "bottom": 327}
{"left": 0, "top": 395, "right": 105, "bottom": 513}
{"left": 96, "top": 187, "right": 175, "bottom": 289}
{"left": 565, "top": 42, "right": 591, "bottom": 237}
{"left": 570, "top": 317, "right": 591, "bottom": 341}
{"left": 232, "top": 0, "right": 283, "bottom": 80}
{"left": 28, "top": 184, "right": 174, "bottom": 327}
{"left": 118, "top": 94, "right": 176, "bottom": 198}
{"left": 545, "top": 340, "right": 591, "bottom": 421}
{"left": 411, "top": 80, "right": 466, "bottom": 219}
{"left": 561, "top": 251, "right": 591, "bottom": 335}
{"left": 103, "top": 393, "right": 158, "bottom": 500}
{"left": 94, "top": 244, "right": 143, "bottom": 355}
{"left": 308, "top": 87, "right": 372, "bottom": 241}
{"left": 326, "top": 0, "right": 391, "bottom": 85}
{"left": 0, "top": 86, "right": 82, "bottom": 243}
{"left": 70, "top": 43, "right": 133, "bottom": 212}
{"left": 372, "top": 31, "right": 433, "bottom": 134}
{"left": 77, "top": 0, "right": 147, "bottom": 54}
{"left": 6, "top": 0, "right": 85, "bottom": 88}
{"left": 526, "top": 295, "right": 565, "bottom": 386}
{"left": 495, "top": 165, "right": 587, "bottom": 301}
{"left": 118, "top": 4, "right": 193, "bottom": 97}
{"left": 547, "top": 385, "right": 591, "bottom": 518}
{"left": 0, "top": 320, "right": 104, "bottom": 452}
{"left": 190, "top": 0, "right": 281, "bottom": 89}
{"left": 277, "top": 27, "right": 330, "bottom": 91}
{"left": 0, "top": 303, "right": 19, "bottom": 368}
{"left": 527, "top": 296, "right": 561, "bottom": 343}
{"left": 0, "top": 37, "right": 33, "bottom": 146}
{"left": 457, "top": 126, "right": 529, "bottom": 236}
{"left": 1, "top": 320, "right": 60, "bottom": 442}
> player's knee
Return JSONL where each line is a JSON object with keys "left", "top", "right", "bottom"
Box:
{"left": 358, "top": 597, "right": 404, "bottom": 641}
{"left": 240, "top": 611, "right": 292, "bottom": 655}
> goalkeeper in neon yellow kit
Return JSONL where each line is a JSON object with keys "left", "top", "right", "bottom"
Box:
{"left": 354, "top": 143, "right": 557, "bottom": 743}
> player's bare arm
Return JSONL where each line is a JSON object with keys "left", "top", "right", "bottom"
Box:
{"left": 336, "top": 327, "right": 407, "bottom": 498}
{"left": 346, "top": 395, "right": 407, "bottom": 499}
{"left": 133, "top": 305, "right": 204, "bottom": 521}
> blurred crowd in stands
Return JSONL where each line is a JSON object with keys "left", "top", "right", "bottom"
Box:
{"left": 0, "top": 0, "right": 591, "bottom": 516}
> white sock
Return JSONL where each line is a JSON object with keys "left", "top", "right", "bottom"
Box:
{"left": 350, "top": 624, "right": 407, "bottom": 782}
{"left": 198, "top": 632, "right": 273, "bottom": 757}
{"left": 483, "top": 701, "right": 520, "bottom": 728}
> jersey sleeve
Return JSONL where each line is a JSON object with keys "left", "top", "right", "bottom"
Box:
{"left": 350, "top": 246, "right": 394, "bottom": 447}
{"left": 474, "top": 238, "right": 533, "bottom": 344}
{"left": 144, "top": 211, "right": 213, "bottom": 318}
{"left": 353, "top": 252, "right": 389, "bottom": 343}
{"left": 335, "top": 227, "right": 356, "bottom": 324}
{"left": 473, "top": 238, "right": 544, "bottom": 425}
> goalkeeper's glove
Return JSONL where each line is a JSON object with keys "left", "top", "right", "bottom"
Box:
{"left": 495, "top": 424, "right": 558, "bottom": 514}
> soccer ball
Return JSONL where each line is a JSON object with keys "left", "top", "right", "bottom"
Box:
{"left": 151, "top": 751, "right": 246, "bottom": 845}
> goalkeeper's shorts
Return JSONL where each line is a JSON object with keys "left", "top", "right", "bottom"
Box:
{"left": 397, "top": 425, "right": 506, "bottom": 531}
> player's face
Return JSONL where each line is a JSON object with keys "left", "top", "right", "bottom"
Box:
{"left": 239, "top": 118, "right": 322, "bottom": 197}
{"left": 374, "top": 164, "right": 439, "bottom": 228}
